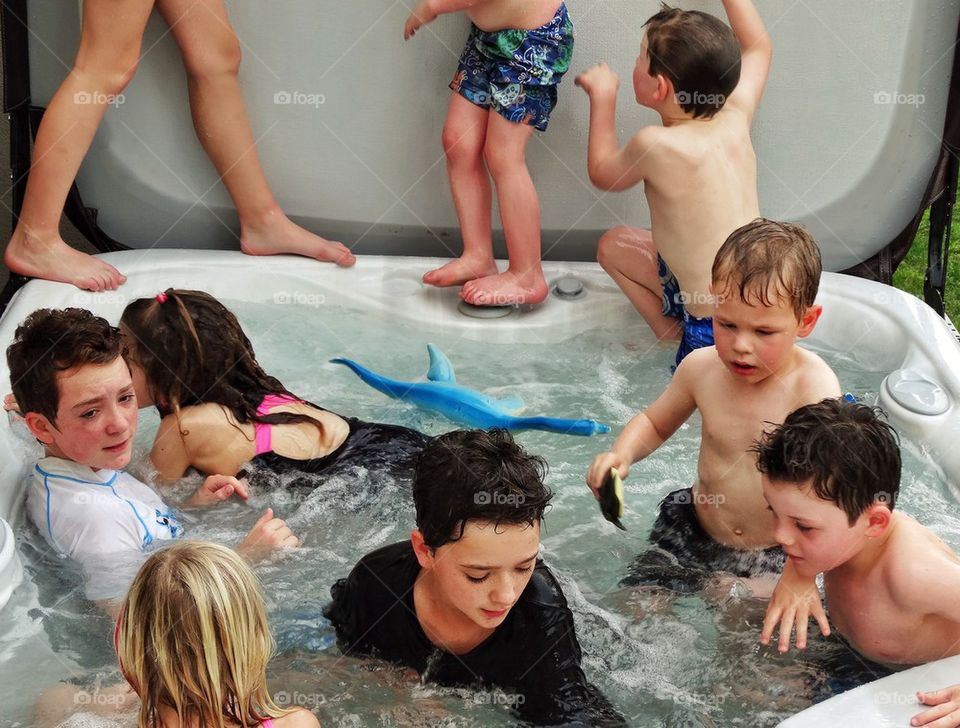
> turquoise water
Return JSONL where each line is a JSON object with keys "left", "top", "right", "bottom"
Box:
{"left": 0, "top": 299, "right": 954, "bottom": 727}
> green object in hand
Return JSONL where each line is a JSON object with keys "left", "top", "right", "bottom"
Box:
{"left": 599, "top": 468, "right": 626, "bottom": 531}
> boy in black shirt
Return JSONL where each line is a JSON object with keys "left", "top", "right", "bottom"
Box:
{"left": 324, "top": 429, "right": 625, "bottom": 726}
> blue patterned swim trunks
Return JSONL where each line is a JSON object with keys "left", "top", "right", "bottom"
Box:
{"left": 450, "top": 4, "right": 574, "bottom": 131}
{"left": 658, "top": 254, "right": 715, "bottom": 370}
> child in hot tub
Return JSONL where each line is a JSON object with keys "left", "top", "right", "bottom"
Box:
{"left": 6, "top": 307, "right": 297, "bottom": 610}
{"left": 119, "top": 289, "right": 431, "bottom": 488}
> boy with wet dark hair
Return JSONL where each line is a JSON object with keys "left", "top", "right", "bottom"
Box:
{"left": 587, "top": 220, "right": 840, "bottom": 582}
{"left": 577, "top": 0, "right": 770, "bottom": 368}
{"left": 6, "top": 308, "right": 297, "bottom": 607}
{"left": 758, "top": 399, "right": 960, "bottom": 728}
{"left": 325, "top": 429, "right": 625, "bottom": 726}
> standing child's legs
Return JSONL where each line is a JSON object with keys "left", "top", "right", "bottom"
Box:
{"left": 460, "top": 111, "right": 547, "bottom": 306}
{"left": 423, "top": 93, "right": 499, "bottom": 287}
{"left": 3, "top": 0, "right": 155, "bottom": 291}
{"left": 156, "top": 0, "right": 354, "bottom": 266}
{"left": 597, "top": 226, "right": 682, "bottom": 341}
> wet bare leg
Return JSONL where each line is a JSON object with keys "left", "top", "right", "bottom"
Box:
{"left": 424, "top": 94, "right": 498, "bottom": 286}
{"left": 3, "top": 0, "right": 152, "bottom": 290}
{"left": 157, "top": 0, "right": 354, "bottom": 267}
{"left": 598, "top": 226, "right": 682, "bottom": 340}
{"left": 461, "top": 112, "right": 547, "bottom": 306}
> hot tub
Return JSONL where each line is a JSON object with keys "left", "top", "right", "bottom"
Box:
{"left": 0, "top": 250, "right": 957, "bottom": 726}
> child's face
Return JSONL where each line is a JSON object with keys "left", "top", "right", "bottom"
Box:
{"left": 419, "top": 520, "right": 540, "bottom": 630}
{"left": 633, "top": 36, "right": 659, "bottom": 106}
{"left": 711, "top": 285, "right": 820, "bottom": 383}
{"left": 38, "top": 357, "right": 138, "bottom": 471}
{"left": 763, "top": 476, "right": 871, "bottom": 578}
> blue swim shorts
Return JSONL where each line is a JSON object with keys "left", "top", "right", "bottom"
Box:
{"left": 658, "top": 254, "right": 714, "bottom": 370}
{"left": 449, "top": 4, "right": 574, "bottom": 131}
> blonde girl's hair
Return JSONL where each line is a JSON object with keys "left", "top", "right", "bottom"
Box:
{"left": 116, "top": 541, "right": 289, "bottom": 728}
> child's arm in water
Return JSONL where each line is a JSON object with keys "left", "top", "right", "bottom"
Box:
{"left": 586, "top": 359, "right": 698, "bottom": 496}
{"left": 404, "top": 0, "right": 488, "bottom": 39}
{"left": 575, "top": 64, "right": 661, "bottom": 192}
{"left": 760, "top": 557, "right": 830, "bottom": 653}
{"left": 720, "top": 0, "right": 772, "bottom": 118}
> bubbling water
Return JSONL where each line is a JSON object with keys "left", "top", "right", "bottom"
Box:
{"left": 0, "top": 301, "right": 953, "bottom": 727}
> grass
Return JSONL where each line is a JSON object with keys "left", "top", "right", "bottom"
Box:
{"left": 892, "top": 189, "right": 960, "bottom": 324}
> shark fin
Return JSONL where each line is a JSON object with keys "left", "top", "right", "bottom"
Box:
{"left": 426, "top": 344, "right": 457, "bottom": 383}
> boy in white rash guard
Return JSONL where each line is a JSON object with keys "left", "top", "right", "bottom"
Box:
{"left": 7, "top": 308, "right": 299, "bottom": 610}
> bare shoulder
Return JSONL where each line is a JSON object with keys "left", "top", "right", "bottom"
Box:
{"left": 274, "top": 708, "right": 321, "bottom": 728}
{"left": 885, "top": 514, "right": 960, "bottom": 607}
{"left": 627, "top": 125, "right": 672, "bottom": 160}
{"left": 793, "top": 347, "right": 841, "bottom": 401}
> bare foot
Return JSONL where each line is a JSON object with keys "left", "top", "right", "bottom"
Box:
{"left": 460, "top": 268, "right": 548, "bottom": 306}
{"left": 240, "top": 209, "right": 355, "bottom": 267}
{"left": 422, "top": 256, "right": 498, "bottom": 287}
{"left": 4, "top": 229, "right": 126, "bottom": 290}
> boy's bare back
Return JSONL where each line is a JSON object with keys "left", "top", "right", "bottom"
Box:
{"left": 671, "top": 345, "right": 839, "bottom": 548}
{"left": 826, "top": 512, "right": 960, "bottom": 667}
{"left": 637, "top": 111, "right": 760, "bottom": 317}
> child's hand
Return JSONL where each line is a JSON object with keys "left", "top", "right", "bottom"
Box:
{"left": 238, "top": 508, "right": 299, "bottom": 559}
{"left": 186, "top": 474, "right": 250, "bottom": 508}
{"left": 575, "top": 63, "right": 620, "bottom": 98}
{"left": 913, "top": 685, "right": 960, "bottom": 726}
{"left": 760, "top": 557, "right": 830, "bottom": 652}
{"left": 404, "top": 0, "right": 437, "bottom": 40}
{"left": 586, "top": 452, "right": 629, "bottom": 498}
{"left": 3, "top": 393, "right": 22, "bottom": 416}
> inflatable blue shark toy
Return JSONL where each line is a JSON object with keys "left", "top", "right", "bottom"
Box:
{"left": 331, "top": 345, "right": 610, "bottom": 437}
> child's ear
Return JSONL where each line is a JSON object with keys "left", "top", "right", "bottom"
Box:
{"left": 796, "top": 304, "right": 823, "bottom": 338}
{"left": 655, "top": 74, "right": 674, "bottom": 104}
{"left": 864, "top": 503, "right": 893, "bottom": 537}
{"left": 24, "top": 412, "right": 57, "bottom": 445}
{"left": 411, "top": 530, "right": 435, "bottom": 569}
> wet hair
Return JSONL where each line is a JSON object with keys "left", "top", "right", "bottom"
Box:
{"left": 120, "top": 288, "right": 319, "bottom": 432}
{"left": 643, "top": 3, "right": 741, "bottom": 119}
{"left": 413, "top": 429, "right": 553, "bottom": 549}
{"left": 753, "top": 398, "right": 902, "bottom": 525}
{"left": 712, "top": 218, "right": 822, "bottom": 319}
{"left": 116, "top": 541, "right": 289, "bottom": 728}
{"left": 6, "top": 308, "right": 124, "bottom": 425}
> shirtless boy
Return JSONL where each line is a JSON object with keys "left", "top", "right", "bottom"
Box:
{"left": 404, "top": 0, "right": 574, "bottom": 306}
{"left": 577, "top": 0, "right": 769, "bottom": 366}
{"left": 587, "top": 219, "right": 840, "bottom": 578}
{"left": 758, "top": 399, "right": 960, "bottom": 728}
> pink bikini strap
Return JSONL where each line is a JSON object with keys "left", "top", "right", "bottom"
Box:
{"left": 253, "top": 394, "right": 302, "bottom": 455}
{"left": 261, "top": 719, "right": 275, "bottom": 728}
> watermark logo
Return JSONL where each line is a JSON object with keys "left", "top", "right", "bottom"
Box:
{"left": 73, "top": 291, "right": 127, "bottom": 307}
{"left": 670, "top": 490, "right": 725, "bottom": 507}
{"left": 676, "top": 90, "right": 726, "bottom": 108}
{"left": 677, "top": 290, "right": 723, "bottom": 307}
{"left": 654, "top": 685, "right": 727, "bottom": 709}
{"left": 471, "top": 690, "right": 525, "bottom": 707}
{"left": 273, "top": 90, "right": 326, "bottom": 108}
{"left": 874, "top": 691, "right": 916, "bottom": 706}
{"left": 274, "top": 691, "right": 326, "bottom": 709}
{"left": 474, "top": 491, "right": 526, "bottom": 507}
{"left": 74, "top": 91, "right": 125, "bottom": 107}
{"left": 273, "top": 291, "right": 326, "bottom": 307}
{"left": 874, "top": 91, "right": 925, "bottom": 108}
{"left": 875, "top": 491, "right": 893, "bottom": 506}
{"left": 74, "top": 689, "right": 127, "bottom": 707}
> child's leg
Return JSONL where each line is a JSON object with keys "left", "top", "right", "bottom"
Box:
{"left": 423, "top": 94, "right": 499, "bottom": 287}
{"left": 155, "top": 0, "right": 354, "bottom": 266}
{"left": 460, "top": 111, "right": 547, "bottom": 306}
{"left": 3, "top": 0, "right": 154, "bottom": 290}
{"left": 597, "top": 226, "right": 682, "bottom": 341}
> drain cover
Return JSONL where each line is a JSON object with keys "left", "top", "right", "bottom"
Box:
{"left": 457, "top": 300, "right": 514, "bottom": 319}
{"left": 553, "top": 277, "right": 585, "bottom": 299}
{"left": 883, "top": 369, "right": 950, "bottom": 416}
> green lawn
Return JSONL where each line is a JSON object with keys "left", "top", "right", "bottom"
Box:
{"left": 892, "top": 190, "right": 959, "bottom": 324}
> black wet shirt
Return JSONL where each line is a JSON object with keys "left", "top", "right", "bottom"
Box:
{"left": 324, "top": 541, "right": 626, "bottom": 727}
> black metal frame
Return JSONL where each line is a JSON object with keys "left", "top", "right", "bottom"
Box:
{"left": 925, "top": 150, "right": 958, "bottom": 318}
